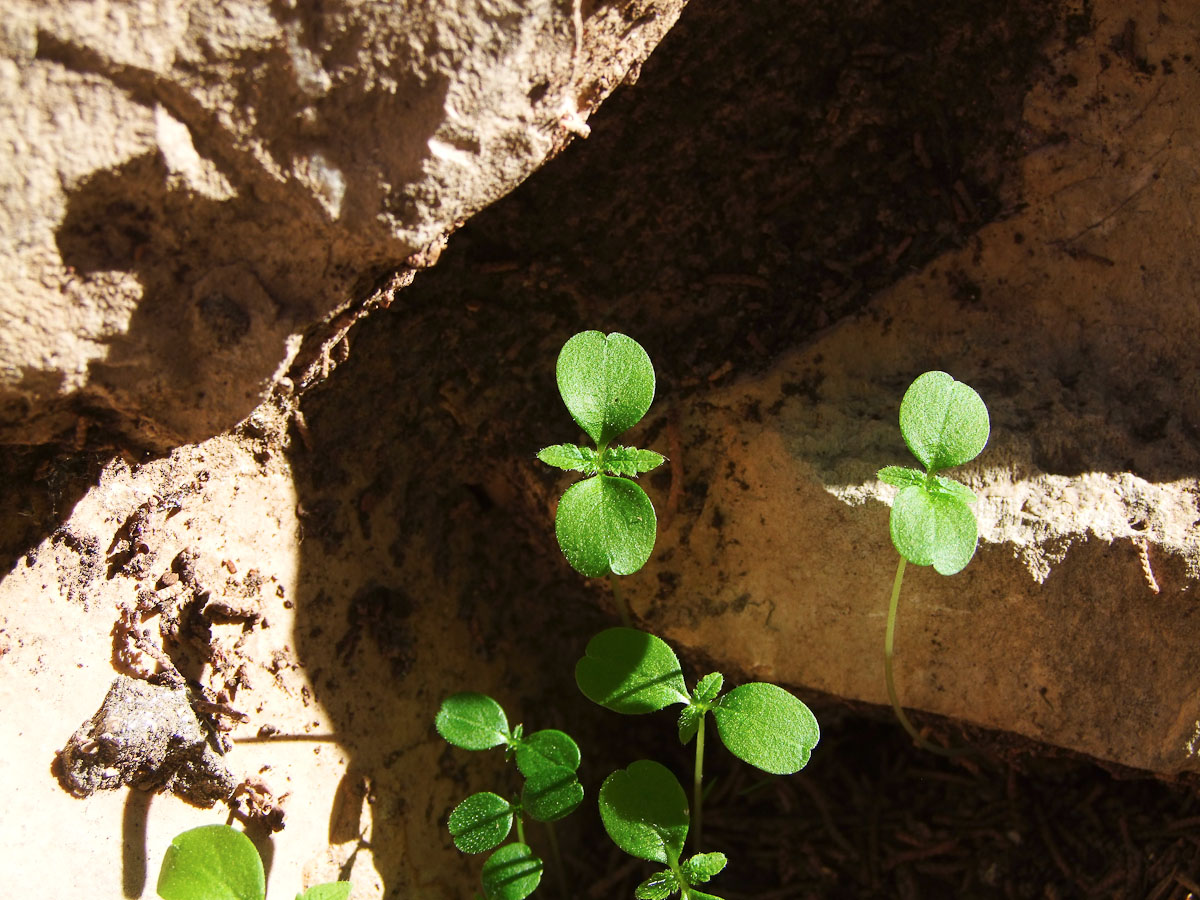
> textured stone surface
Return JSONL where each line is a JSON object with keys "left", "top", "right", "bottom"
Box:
{"left": 0, "top": 0, "right": 685, "bottom": 449}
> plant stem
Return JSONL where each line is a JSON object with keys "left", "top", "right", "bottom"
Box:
{"left": 608, "top": 573, "right": 632, "bottom": 628}
{"left": 516, "top": 814, "right": 527, "bottom": 846}
{"left": 884, "top": 555, "right": 964, "bottom": 758}
{"left": 693, "top": 713, "right": 705, "bottom": 849}
{"left": 545, "top": 821, "right": 568, "bottom": 900}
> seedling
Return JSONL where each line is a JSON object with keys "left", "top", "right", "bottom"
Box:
{"left": 599, "top": 760, "right": 729, "bottom": 900}
{"left": 576, "top": 628, "right": 819, "bottom": 845}
{"left": 877, "top": 370, "right": 990, "bottom": 754}
{"left": 538, "top": 331, "right": 665, "bottom": 585}
{"left": 156, "top": 824, "right": 351, "bottom": 900}
{"left": 435, "top": 692, "right": 584, "bottom": 900}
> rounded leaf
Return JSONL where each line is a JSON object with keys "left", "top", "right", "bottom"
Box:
{"left": 555, "top": 475, "right": 657, "bottom": 577}
{"left": 436, "top": 693, "right": 510, "bottom": 750}
{"left": 556, "top": 331, "right": 656, "bottom": 447}
{"left": 448, "top": 792, "right": 514, "bottom": 854}
{"left": 296, "top": 884, "right": 352, "bottom": 900}
{"left": 515, "top": 729, "right": 581, "bottom": 777}
{"left": 889, "top": 485, "right": 979, "bottom": 575}
{"left": 481, "top": 843, "right": 543, "bottom": 900}
{"left": 156, "top": 825, "right": 266, "bottom": 900}
{"left": 521, "top": 768, "right": 584, "bottom": 822}
{"left": 711, "top": 683, "right": 820, "bottom": 775}
{"left": 598, "top": 760, "right": 689, "bottom": 864}
{"left": 898, "top": 371, "right": 990, "bottom": 472}
{"left": 576, "top": 627, "right": 689, "bottom": 714}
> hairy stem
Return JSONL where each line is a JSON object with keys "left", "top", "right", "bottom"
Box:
{"left": 693, "top": 713, "right": 705, "bottom": 849}
{"left": 885, "top": 555, "right": 963, "bottom": 758}
{"left": 608, "top": 573, "right": 632, "bottom": 628}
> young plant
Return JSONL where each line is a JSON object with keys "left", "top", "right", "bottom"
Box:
{"left": 538, "top": 331, "right": 665, "bottom": 589}
{"left": 576, "top": 628, "right": 819, "bottom": 845}
{"left": 877, "top": 370, "right": 990, "bottom": 754}
{"left": 599, "top": 760, "right": 729, "bottom": 900}
{"left": 156, "top": 824, "right": 351, "bottom": 900}
{"left": 435, "top": 692, "right": 584, "bottom": 900}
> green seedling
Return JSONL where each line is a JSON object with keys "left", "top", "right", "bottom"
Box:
{"left": 436, "top": 692, "right": 584, "bottom": 900}
{"left": 599, "top": 760, "right": 729, "bottom": 900}
{"left": 877, "top": 370, "right": 990, "bottom": 754}
{"left": 538, "top": 331, "right": 665, "bottom": 584}
{"left": 156, "top": 824, "right": 351, "bottom": 900}
{"left": 576, "top": 628, "right": 819, "bottom": 846}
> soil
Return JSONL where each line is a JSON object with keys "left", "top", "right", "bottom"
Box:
{"left": 5, "top": 0, "right": 1200, "bottom": 897}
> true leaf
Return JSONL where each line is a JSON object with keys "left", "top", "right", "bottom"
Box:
{"left": 692, "top": 673, "right": 724, "bottom": 704}
{"left": 521, "top": 768, "right": 584, "bottom": 823}
{"left": 601, "top": 446, "right": 666, "bottom": 477}
{"left": 555, "top": 475, "right": 658, "bottom": 577}
{"left": 687, "top": 891, "right": 726, "bottom": 900}
{"left": 556, "top": 331, "right": 656, "bottom": 447}
{"left": 931, "top": 474, "right": 976, "bottom": 504}
{"left": 576, "top": 627, "right": 690, "bottom": 714}
{"left": 296, "top": 884, "right": 352, "bottom": 900}
{"left": 634, "top": 871, "right": 677, "bottom": 900}
{"left": 537, "top": 444, "right": 598, "bottom": 475}
{"left": 889, "top": 485, "right": 978, "bottom": 575}
{"left": 436, "top": 693, "right": 510, "bottom": 750}
{"left": 681, "top": 852, "right": 728, "bottom": 883}
{"left": 515, "top": 729, "right": 581, "bottom": 777}
{"left": 877, "top": 466, "right": 924, "bottom": 488}
{"left": 677, "top": 705, "right": 702, "bottom": 745}
{"left": 898, "top": 371, "right": 990, "bottom": 473}
{"left": 156, "top": 825, "right": 265, "bottom": 900}
{"left": 480, "top": 843, "right": 543, "bottom": 900}
{"left": 598, "top": 760, "right": 690, "bottom": 864}
{"left": 711, "top": 683, "right": 820, "bottom": 775}
{"left": 448, "top": 792, "right": 514, "bottom": 854}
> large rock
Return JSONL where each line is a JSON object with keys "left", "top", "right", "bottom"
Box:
{"left": 0, "top": 0, "right": 685, "bottom": 450}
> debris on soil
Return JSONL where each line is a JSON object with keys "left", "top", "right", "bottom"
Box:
{"left": 55, "top": 675, "right": 236, "bottom": 807}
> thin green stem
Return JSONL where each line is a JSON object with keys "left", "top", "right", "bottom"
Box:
{"left": 693, "top": 712, "right": 705, "bottom": 849}
{"left": 515, "top": 813, "right": 527, "bottom": 846}
{"left": 544, "top": 820, "right": 568, "bottom": 900}
{"left": 885, "top": 554, "right": 964, "bottom": 758}
{"left": 608, "top": 573, "right": 632, "bottom": 628}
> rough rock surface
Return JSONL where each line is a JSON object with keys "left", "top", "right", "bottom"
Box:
{"left": 0, "top": 0, "right": 686, "bottom": 450}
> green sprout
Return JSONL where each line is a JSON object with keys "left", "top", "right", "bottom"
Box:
{"left": 877, "top": 370, "right": 990, "bottom": 754}
{"left": 156, "top": 824, "right": 351, "bottom": 900}
{"left": 599, "top": 760, "right": 729, "bottom": 900}
{"left": 436, "top": 693, "right": 584, "bottom": 900}
{"left": 576, "top": 628, "right": 819, "bottom": 846}
{"left": 538, "top": 332, "right": 665, "bottom": 585}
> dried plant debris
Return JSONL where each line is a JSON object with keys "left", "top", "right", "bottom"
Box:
{"left": 56, "top": 676, "right": 236, "bottom": 808}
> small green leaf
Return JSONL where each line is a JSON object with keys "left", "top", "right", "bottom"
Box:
{"left": 931, "top": 474, "right": 977, "bottom": 504}
{"left": 634, "top": 871, "right": 678, "bottom": 899}
{"left": 436, "top": 693, "right": 510, "bottom": 750}
{"left": 576, "top": 627, "right": 690, "bottom": 714}
{"left": 602, "top": 446, "right": 666, "bottom": 477}
{"left": 156, "top": 825, "right": 265, "bottom": 900}
{"left": 681, "top": 852, "right": 728, "bottom": 883}
{"left": 677, "top": 705, "right": 702, "bottom": 745}
{"left": 889, "top": 484, "right": 979, "bottom": 575}
{"left": 692, "top": 673, "right": 724, "bottom": 704}
{"left": 556, "top": 331, "right": 656, "bottom": 447}
{"left": 898, "top": 371, "right": 990, "bottom": 473}
{"left": 296, "top": 883, "right": 352, "bottom": 900}
{"left": 555, "top": 475, "right": 658, "bottom": 577}
{"left": 448, "top": 792, "right": 514, "bottom": 854}
{"left": 878, "top": 466, "right": 924, "bottom": 488}
{"left": 537, "top": 444, "right": 598, "bottom": 475}
{"left": 598, "top": 760, "right": 690, "bottom": 864}
{"left": 521, "top": 768, "right": 584, "bottom": 822}
{"left": 481, "top": 843, "right": 543, "bottom": 900}
{"left": 515, "top": 729, "right": 581, "bottom": 777}
{"left": 711, "top": 683, "right": 820, "bottom": 775}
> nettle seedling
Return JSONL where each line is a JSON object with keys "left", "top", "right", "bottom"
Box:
{"left": 538, "top": 331, "right": 665, "bottom": 601}
{"left": 157, "top": 824, "right": 351, "bottom": 900}
{"left": 600, "top": 760, "right": 729, "bottom": 900}
{"left": 877, "top": 370, "right": 990, "bottom": 754}
{"left": 435, "top": 693, "right": 584, "bottom": 900}
{"left": 576, "top": 628, "right": 819, "bottom": 846}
